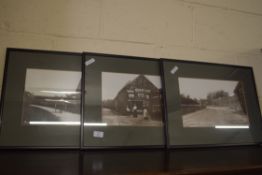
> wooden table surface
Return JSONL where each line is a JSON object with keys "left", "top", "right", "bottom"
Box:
{"left": 1, "top": 146, "right": 262, "bottom": 175}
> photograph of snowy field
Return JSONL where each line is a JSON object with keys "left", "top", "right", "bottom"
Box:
{"left": 102, "top": 72, "right": 163, "bottom": 126}
{"left": 179, "top": 77, "right": 249, "bottom": 128}
{"left": 22, "top": 69, "right": 81, "bottom": 125}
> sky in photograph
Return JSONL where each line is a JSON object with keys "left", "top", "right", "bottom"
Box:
{"left": 178, "top": 77, "right": 239, "bottom": 99}
{"left": 25, "top": 68, "right": 81, "bottom": 96}
{"left": 102, "top": 72, "right": 161, "bottom": 100}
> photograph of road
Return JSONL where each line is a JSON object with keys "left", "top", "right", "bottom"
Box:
{"left": 22, "top": 69, "right": 81, "bottom": 125}
{"left": 179, "top": 77, "right": 249, "bottom": 128}
{"left": 102, "top": 72, "right": 163, "bottom": 126}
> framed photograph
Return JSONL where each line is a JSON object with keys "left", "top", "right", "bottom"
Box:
{"left": 83, "top": 53, "right": 165, "bottom": 148}
{"left": 161, "top": 59, "right": 262, "bottom": 147}
{"left": 0, "top": 48, "right": 82, "bottom": 148}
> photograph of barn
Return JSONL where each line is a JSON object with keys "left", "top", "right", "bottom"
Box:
{"left": 179, "top": 77, "right": 249, "bottom": 128}
{"left": 22, "top": 69, "right": 81, "bottom": 125}
{"left": 102, "top": 72, "right": 163, "bottom": 126}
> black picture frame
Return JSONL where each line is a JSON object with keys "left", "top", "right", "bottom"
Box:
{"left": 0, "top": 48, "right": 82, "bottom": 148}
{"left": 83, "top": 53, "right": 165, "bottom": 149}
{"left": 161, "top": 58, "right": 262, "bottom": 148}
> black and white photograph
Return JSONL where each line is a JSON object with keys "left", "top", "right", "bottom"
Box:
{"left": 22, "top": 68, "right": 81, "bottom": 125}
{"left": 102, "top": 72, "right": 163, "bottom": 126}
{"left": 179, "top": 77, "right": 249, "bottom": 128}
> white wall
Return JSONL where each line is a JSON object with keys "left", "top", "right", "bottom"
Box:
{"left": 0, "top": 0, "right": 262, "bottom": 108}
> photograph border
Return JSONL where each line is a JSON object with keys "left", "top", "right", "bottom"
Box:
{"left": 161, "top": 58, "right": 262, "bottom": 148}
{"left": 0, "top": 48, "right": 83, "bottom": 149}
{"left": 82, "top": 52, "right": 167, "bottom": 149}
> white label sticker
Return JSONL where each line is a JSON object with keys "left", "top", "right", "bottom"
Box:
{"left": 92, "top": 160, "right": 103, "bottom": 172}
{"left": 93, "top": 131, "right": 104, "bottom": 138}
{"left": 170, "top": 66, "right": 179, "bottom": 74}
{"left": 85, "top": 58, "right": 95, "bottom": 66}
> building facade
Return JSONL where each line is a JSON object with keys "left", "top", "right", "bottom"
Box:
{"left": 113, "top": 75, "right": 162, "bottom": 121}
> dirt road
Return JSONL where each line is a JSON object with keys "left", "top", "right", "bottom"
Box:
{"left": 182, "top": 106, "right": 249, "bottom": 127}
{"left": 102, "top": 108, "right": 162, "bottom": 126}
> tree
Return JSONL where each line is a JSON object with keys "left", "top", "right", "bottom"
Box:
{"left": 180, "top": 94, "right": 199, "bottom": 105}
{"left": 207, "top": 90, "right": 229, "bottom": 104}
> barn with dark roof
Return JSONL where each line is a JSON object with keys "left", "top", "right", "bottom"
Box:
{"left": 112, "top": 75, "right": 162, "bottom": 121}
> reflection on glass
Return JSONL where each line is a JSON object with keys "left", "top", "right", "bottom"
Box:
{"left": 29, "top": 121, "right": 80, "bottom": 125}
{"left": 22, "top": 69, "right": 81, "bottom": 125}
{"left": 178, "top": 77, "right": 249, "bottom": 128}
{"left": 84, "top": 123, "right": 107, "bottom": 126}
{"left": 215, "top": 125, "right": 249, "bottom": 129}
{"left": 102, "top": 72, "right": 163, "bottom": 126}
{"left": 29, "top": 121, "right": 108, "bottom": 126}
